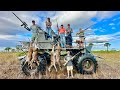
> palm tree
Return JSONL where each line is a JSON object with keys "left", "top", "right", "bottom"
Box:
{"left": 11, "top": 49, "right": 15, "bottom": 52}
{"left": 16, "top": 45, "right": 21, "bottom": 52}
{"left": 89, "top": 43, "right": 94, "bottom": 46}
{"left": 4, "top": 48, "right": 7, "bottom": 52}
{"left": 104, "top": 42, "right": 111, "bottom": 51}
{"left": 4, "top": 47, "right": 12, "bottom": 52}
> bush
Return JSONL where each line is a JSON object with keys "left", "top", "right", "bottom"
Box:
{"left": 16, "top": 52, "right": 26, "bottom": 56}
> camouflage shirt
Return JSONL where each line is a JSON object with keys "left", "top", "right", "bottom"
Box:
{"left": 77, "top": 31, "right": 84, "bottom": 37}
{"left": 30, "top": 24, "right": 41, "bottom": 34}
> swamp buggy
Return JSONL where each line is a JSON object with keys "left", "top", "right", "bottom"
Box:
{"left": 13, "top": 12, "right": 98, "bottom": 76}
{"left": 17, "top": 27, "right": 98, "bottom": 75}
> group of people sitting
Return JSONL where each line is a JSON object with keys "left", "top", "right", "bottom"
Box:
{"left": 30, "top": 17, "right": 85, "bottom": 49}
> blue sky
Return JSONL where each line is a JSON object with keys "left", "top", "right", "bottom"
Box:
{"left": 0, "top": 11, "right": 120, "bottom": 51}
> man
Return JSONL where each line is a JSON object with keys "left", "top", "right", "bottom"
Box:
{"left": 30, "top": 20, "right": 42, "bottom": 44}
{"left": 76, "top": 28, "right": 85, "bottom": 48}
{"left": 66, "top": 24, "right": 73, "bottom": 47}
{"left": 45, "top": 17, "right": 52, "bottom": 39}
{"left": 58, "top": 25, "right": 66, "bottom": 48}
{"left": 64, "top": 51, "right": 74, "bottom": 78}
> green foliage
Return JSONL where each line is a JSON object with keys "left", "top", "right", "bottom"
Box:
{"left": 16, "top": 52, "right": 26, "bottom": 56}
{"left": 4, "top": 47, "right": 12, "bottom": 52}
{"left": 104, "top": 42, "right": 111, "bottom": 51}
{"left": 89, "top": 43, "right": 94, "bottom": 46}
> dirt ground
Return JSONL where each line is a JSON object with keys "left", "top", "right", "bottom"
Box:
{"left": 0, "top": 52, "right": 120, "bottom": 79}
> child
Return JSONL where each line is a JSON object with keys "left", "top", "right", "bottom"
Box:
{"left": 64, "top": 51, "right": 74, "bottom": 78}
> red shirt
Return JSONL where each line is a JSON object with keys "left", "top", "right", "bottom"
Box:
{"left": 59, "top": 27, "right": 66, "bottom": 34}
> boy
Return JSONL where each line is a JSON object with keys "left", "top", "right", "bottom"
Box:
{"left": 64, "top": 51, "right": 74, "bottom": 78}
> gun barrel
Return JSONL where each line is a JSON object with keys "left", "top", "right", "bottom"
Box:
{"left": 84, "top": 23, "right": 97, "bottom": 31}
{"left": 12, "top": 12, "right": 24, "bottom": 23}
{"left": 12, "top": 12, "right": 31, "bottom": 31}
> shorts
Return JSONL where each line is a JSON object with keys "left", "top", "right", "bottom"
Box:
{"left": 67, "top": 66, "right": 73, "bottom": 71}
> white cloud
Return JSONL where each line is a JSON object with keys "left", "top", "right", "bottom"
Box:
{"left": 112, "top": 27, "right": 116, "bottom": 29}
{"left": 73, "top": 31, "right": 120, "bottom": 44}
{"left": 95, "top": 11, "right": 120, "bottom": 21}
{"left": 0, "top": 11, "right": 120, "bottom": 49}
{"left": 109, "top": 23, "right": 115, "bottom": 26}
{"left": 51, "top": 11, "right": 97, "bottom": 31}
{"left": 112, "top": 19, "right": 117, "bottom": 21}
{"left": 97, "top": 28, "right": 106, "bottom": 32}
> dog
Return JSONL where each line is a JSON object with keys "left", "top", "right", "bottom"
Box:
{"left": 48, "top": 42, "right": 62, "bottom": 72}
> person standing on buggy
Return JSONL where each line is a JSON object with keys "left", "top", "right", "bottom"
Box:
{"left": 45, "top": 17, "right": 52, "bottom": 40}
{"left": 66, "top": 24, "right": 73, "bottom": 48}
{"left": 57, "top": 25, "right": 66, "bottom": 48}
{"left": 30, "top": 20, "right": 42, "bottom": 46}
{"left": 76, "top": 28, "right": 85, "bottom": 49}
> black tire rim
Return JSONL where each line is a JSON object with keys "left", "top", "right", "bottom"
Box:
{"left": 82, "top": 59, "right": 94, "bottom": 72}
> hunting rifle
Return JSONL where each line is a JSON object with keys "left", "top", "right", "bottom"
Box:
{"left": 84, "top": 23, "right": 95, "bottom": 31}
{"left": 63, "top": 51, "right": 81, "bottom": 66}
{"left": 12, "top": 12, "right": 54, "bottom": 39}
{"left": 12, "top": 12, "right": 31, "bottom": 31}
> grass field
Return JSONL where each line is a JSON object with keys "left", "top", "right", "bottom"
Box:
{"left": 0, "top": 51, "right": 120, "bottom": 79}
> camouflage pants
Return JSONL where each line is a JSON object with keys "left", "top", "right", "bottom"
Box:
{"left": 31, "top": 33, "right": 38, "bottom": 43}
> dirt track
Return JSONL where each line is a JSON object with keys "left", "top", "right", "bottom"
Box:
{"left": 0, "top": 52, "right": 120, "bottom": 79}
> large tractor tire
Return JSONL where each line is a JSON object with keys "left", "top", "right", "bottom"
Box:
{"left": 37, "top": 55, "right": 47, "bottom": 75}
{"left": 21, "top": 61, "right": 31, "bottom": 76}
{"left": 20, "top": 52, "right": 50, "bottom": 76}
{"left": 21, "top": 55, "right": 46, "bottom": 76}
{"left": 78, "top": 54, "right": 98, "bottom": 74}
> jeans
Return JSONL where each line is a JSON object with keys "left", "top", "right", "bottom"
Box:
{"left": 66, "top": 34, "right": 72, "bottom": 46}
{"left": 60, "top": 33, "right": 66, "bottom": 48}
{"left": 46, "top": 27, "right": 52, "bottom": 38}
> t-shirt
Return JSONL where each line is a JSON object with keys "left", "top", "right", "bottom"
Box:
{"left": 66, "top": 28, "right": 73, "bottom": 35}
{"left": 59, "top": 28, "right": 66, "bottom": 34}
{"left": 65, "top": 55, "right": 73, "bottom": 66}
{"left": 46, "top": 21, "right": 52, "bottom": 28}
{"left": 30, "top": 24, "right": 41, "bottom": 33}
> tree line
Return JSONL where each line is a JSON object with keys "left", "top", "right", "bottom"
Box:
{"left": 89, "top": 42, "right": 111, "bottom": 51}
{"left": 4, "top": 46, "right": 22, "bottom": 52}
